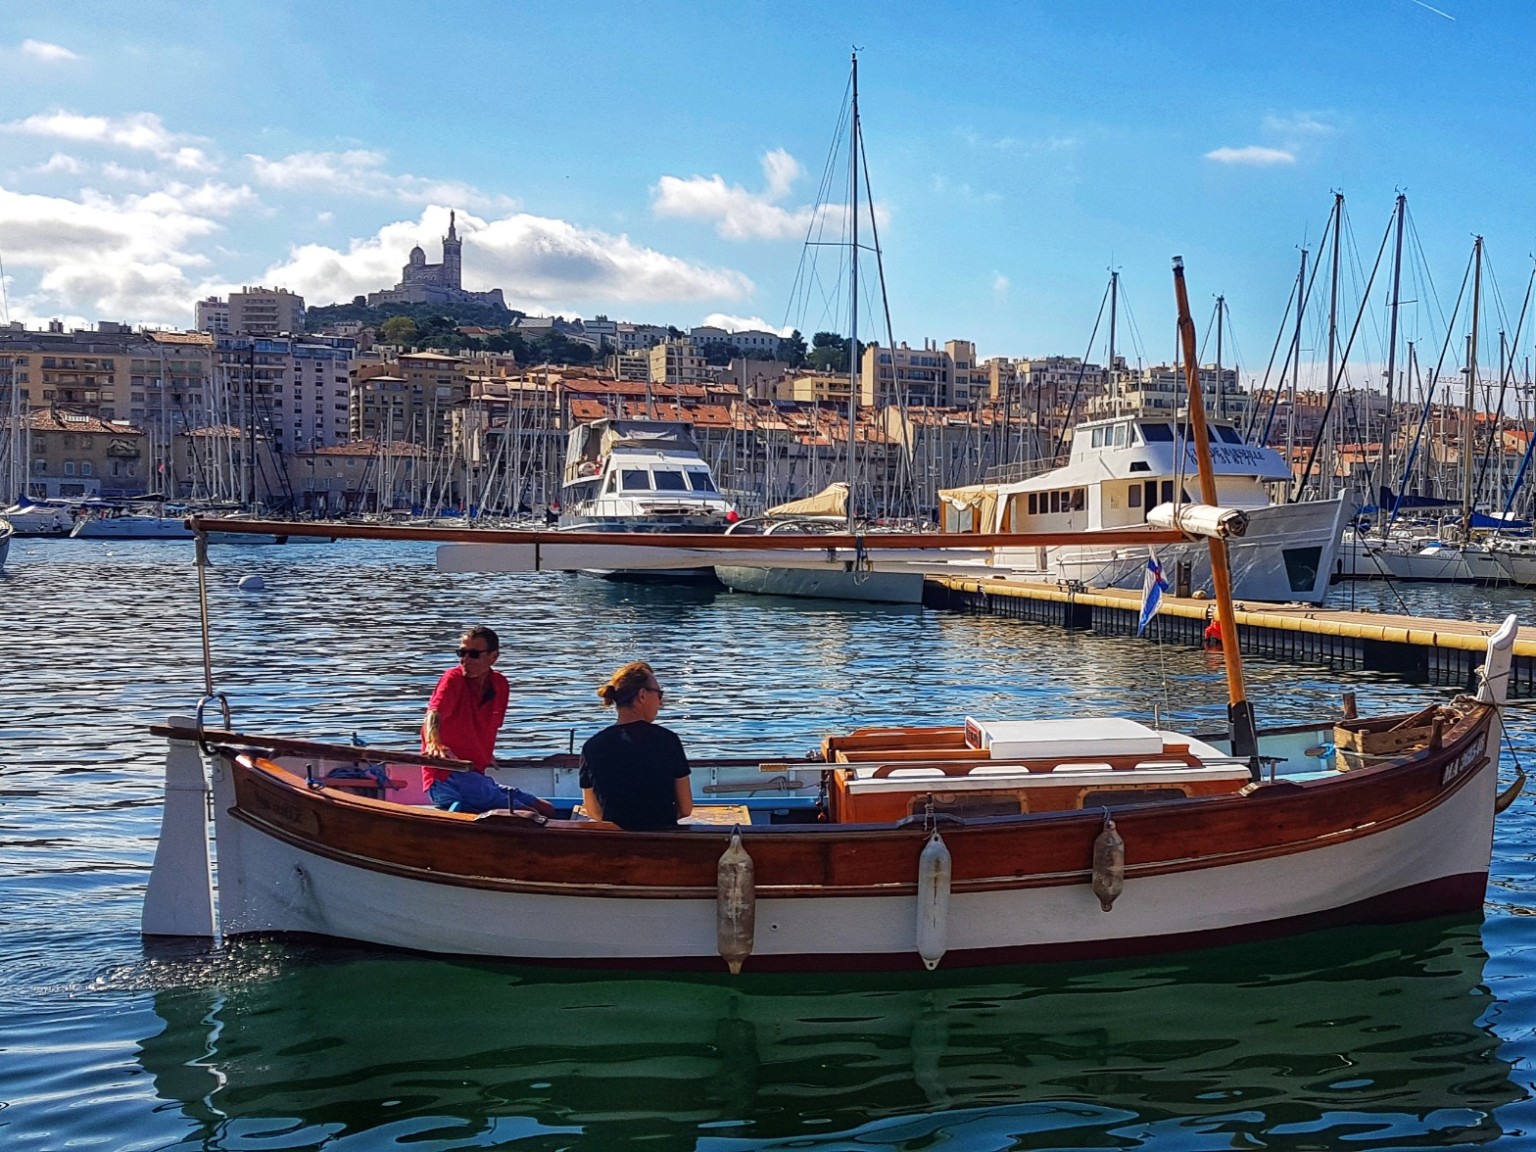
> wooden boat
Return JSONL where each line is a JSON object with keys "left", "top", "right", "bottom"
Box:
{"left": 141, "top": 259, "right": 1523, "bottom": 974}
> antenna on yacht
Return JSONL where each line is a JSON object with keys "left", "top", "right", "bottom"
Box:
{"left": 1172, "top": 257, "right": 1260, "bottom": 776}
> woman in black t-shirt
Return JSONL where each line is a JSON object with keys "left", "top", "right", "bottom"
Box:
{"left": 579, "top": 661, "right": 693, "bottom": 830}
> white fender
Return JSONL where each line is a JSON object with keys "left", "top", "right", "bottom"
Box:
{"left": 141, "top": 714, "right": 216, "bottom": 938}
{"left": 915, "top": 831, "right": 952, "bottom": 971}
{"left": 716, "top": 830, "right": 755, "bottom": 974}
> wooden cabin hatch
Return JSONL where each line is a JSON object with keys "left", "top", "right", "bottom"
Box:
{"left": 822, "top": 717, "right": 1253, "bottom": 822}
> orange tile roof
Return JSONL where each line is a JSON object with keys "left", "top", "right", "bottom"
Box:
{"left": 28, "top": 408, "right": 138, "bottom": 434}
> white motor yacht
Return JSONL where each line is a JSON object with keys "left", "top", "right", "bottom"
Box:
{"left": 2, "top": 499, "right": 77, "bottom": 536}
{"left": 558, "top": 418, "right": 735, "bottom": 579}
{"left": 940, "top": 414, "right": 1352, "bottom": 606}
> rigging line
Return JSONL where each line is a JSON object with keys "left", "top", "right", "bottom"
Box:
{"left": 1049, "top": 277, "right": 1110, "bottom": 466}
{"left": 1475, "top": 265, "right": 1533, "bottom": 520}
{"left": 854, "top": 112, "right": 917, "bottom": 518}
{"left": 1256, "top": 249, "right": 1314, "bottom": 447}
{"left": 1292, "top": 199, "right": 1394, "bottom": 502}
{"left": 781, "top": 75, "right": 854, "bottom": 336}
{"left": 1391, "top": 246, "right": 1474, "bottom": 528}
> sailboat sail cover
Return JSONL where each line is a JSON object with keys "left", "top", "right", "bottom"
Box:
{"left": 766, "top": 482, "right": 850, "bottom": 519}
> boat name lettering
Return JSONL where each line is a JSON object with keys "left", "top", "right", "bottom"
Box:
{"left": 250, "top": 786, "right": 310, "bottom": 830}
{"left": 1185, "top": 445, "right": 1268, "bottom": 468}
{"left": 1441, "top": 733, "right": 1487, "bottom": 786}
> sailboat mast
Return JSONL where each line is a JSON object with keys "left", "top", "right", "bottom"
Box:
{"left": 1464, "top": 236, "right": 1483, "bottom": 530}
{"left": 1378, "top": 193, "right": 1406, "bottom": 534}
{"left": 1108, "top": 271, "right": 1119, "bottom": 411}
{"left": 1323, "top": 192, "right": 1343, "bottom": 499}
{"left": 1173, "top": 257, "right": 1258, "bottom": 771}
{"left": 1214, "top": 295, "right": 1225, "bottom": 422}
{"left": 1285, "top": 247, "right": 1307, "bottom": 484}
{"left": 846, "top": 50, "right": 860, "bottom": 534}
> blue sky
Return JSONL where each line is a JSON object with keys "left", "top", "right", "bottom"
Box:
{"left": 0, "top": 0, "right": 1531, "bottom": 385}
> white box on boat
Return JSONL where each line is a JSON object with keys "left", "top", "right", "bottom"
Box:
{"left": 965, "top": 716, "right": 1164, "bottom": 759}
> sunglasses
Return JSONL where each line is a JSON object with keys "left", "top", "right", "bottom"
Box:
{"left": 457, "top": 647, "right": 493, "bottom": 658}
{"left": 648, "top": 685, "right": 665, "bottom": 701}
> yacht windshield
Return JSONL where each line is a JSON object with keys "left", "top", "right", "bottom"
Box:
{"left": 686, "top": 469, "right": 718, "bottom": 493}
{"left": 620, "top": 469, "right": 650, "bottom": 491}
{"left": 652, "top": 469, "right": 688, "bottom": 492}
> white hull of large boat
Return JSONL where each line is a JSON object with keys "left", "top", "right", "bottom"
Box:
{"left": 2, "top": 504, "right": 76, "bottom": 536}
{"left": 72, "top": 515, "right": 194, "bottom": 539}
{"left": 1497, "top": 550, "right": 1536, "bottom": 587}
{"left": 715, "top": 564, "right": 925, "bottom": 604}
{"left": 207, "top": 744, "right": 1494, "bottom": 964}
{"left": 990, "top": 495, "right": 1349, "bottom": 605}
{"left": 1384, "top": 543, "right": 1508, "bottom": 584}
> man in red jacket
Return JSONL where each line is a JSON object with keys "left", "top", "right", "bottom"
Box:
{"left": 421, "top": 625, "right": 548, "bottom": 815}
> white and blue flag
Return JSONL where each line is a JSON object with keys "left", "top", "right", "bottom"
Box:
{"left": 1137, "top": 551, "right": 1169, "bottom": 636}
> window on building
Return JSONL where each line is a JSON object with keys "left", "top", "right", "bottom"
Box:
{"left": 63, "top": 461, "right": 75, "bottom": 476}
{"left": 81, "top": 461, "right": 92, "bottom": 476}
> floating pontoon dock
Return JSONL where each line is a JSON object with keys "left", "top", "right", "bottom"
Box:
{"left": 924, "top": 575, "right": 1536, "bottom": 696}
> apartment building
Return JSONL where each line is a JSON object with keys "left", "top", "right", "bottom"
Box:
{"left": 860, "top": 339, "right": 955, "bottom": 406}
{"left": 649, "top": 340, "right": 711, "bottom": 386}
{"left": 1091, "top": 363, "right": 1247, "bottom": 422}
{"left": 688, "top": 325, "right": 783, "bottom": 359}
{"left": 194, "top": 296, "right": 231, "bottom": 334}
{"left": 228, "top": 286, "right": 306, "bottom": 337}
{"left": 291, "top": 336, "right": 357, "bottom": 450}
{"left": 23, "top": 407, "right": 146, "bottom": 500}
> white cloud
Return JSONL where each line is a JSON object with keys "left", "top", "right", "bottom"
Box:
{"left": 3, "top": 111, "right": 214, "bottom": 172}
{"left": 1263, "top": 113, "right": 1335, "bottom": 138}
{"left": 0, "top": 183, "right": 231, "bottom": 323}
{"left": 245, "top": 148, "right": 514, "bottom": 211}
{"left": 993, "top": 272, "right": 1011, "bottom": 296}
{"left": 261, "top": 206, "right": 754, "bottom": 310}
{"left": 1205, "top": 146, "right": 1296, "bottom": 166}
{"left": 653, "top": 148, "right": 823, "bottom": 241}
{"left": 957, "top": 128, "right": 1078, "bottom": 154}
{"left": 36, "top": 152, "right": 84, "bottom": 174}
{"left": 21, "top": 39, "right": 79, "bottom": 63}
{"left": 247, "top": 148, "right": 387, "bottom": 190}
{"left": 699, "top": 313, "right": 794, "bottom": 336}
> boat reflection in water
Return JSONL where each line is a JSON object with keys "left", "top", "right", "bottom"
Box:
{"left": 137, "top": 918, "right": 1516, "bottom": 1149}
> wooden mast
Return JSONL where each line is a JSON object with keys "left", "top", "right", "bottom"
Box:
{"left": 845, "top": 50, "right": 860, "bottom": 534}
{"left": 1172, "top": 257, "right": 1260, "bottom": 772}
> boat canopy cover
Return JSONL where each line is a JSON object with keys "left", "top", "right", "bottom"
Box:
{"left": 937, "top": 484, "right": 1000, "bottom": 532}
{"left": 766, "top": 482, "right": 849, "bottom": 519}
{"left": 564, "top": 418, "right": 701, "bottom": 483}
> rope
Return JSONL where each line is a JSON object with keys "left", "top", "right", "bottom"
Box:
{"left": 194, "top": 526, "right": 214, "bottom": 699}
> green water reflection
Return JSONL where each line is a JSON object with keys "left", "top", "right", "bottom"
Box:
{"left": 136, "top": 918, "right": 1517, "bottom": 1150}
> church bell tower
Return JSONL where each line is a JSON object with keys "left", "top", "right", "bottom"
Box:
{"left": 441, "top": 210, "right": 463, "bottom": 291}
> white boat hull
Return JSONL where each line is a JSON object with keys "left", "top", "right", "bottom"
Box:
{"left": 716, "top": 564, "right": 925, "bottom": 604}
{"left": 1383, "top": 544, "right": 1508, "bottom": 584}
{"left": 2, "top": 505, "right": 75, "bottom": 536}
{"left": 206, "top": 741, "right": 1495, "bottom": 966}
{"left": 992, "top": 494, "right": 1350, "bottom": 605}
{"left": 72, "top": 515, "right": 194, "bottom": 539}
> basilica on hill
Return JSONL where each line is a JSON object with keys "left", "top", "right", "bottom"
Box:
{"left": 367, "top": 211, "right": 507, "bottom": 310}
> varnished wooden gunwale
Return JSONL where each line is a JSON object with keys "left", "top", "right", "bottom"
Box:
{"left": 221, "top": 703, "right": 1495, "bottom": 901}
{"left": 188, "top": 516, "right": 1188, "bottom": 553}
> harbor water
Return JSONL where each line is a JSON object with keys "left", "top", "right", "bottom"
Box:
{"left": 2, "top": 536, "right": 1535, "bottom": 1151}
